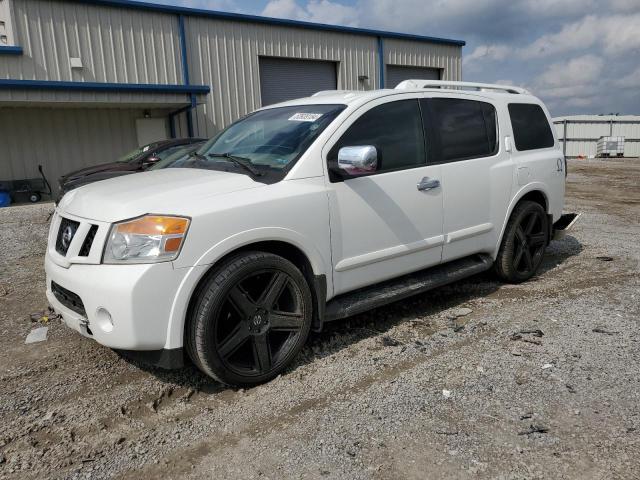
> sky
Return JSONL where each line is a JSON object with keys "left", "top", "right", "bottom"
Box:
{"left": 156, "top": 0, "right": 640, "bottom": 117}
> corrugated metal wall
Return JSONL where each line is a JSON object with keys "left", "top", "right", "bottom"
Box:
{"left": 184, "top": 17, "right": 461, "bottom": 137}
{"left": 1, "top": 0, "right": 186, "bottom": 104}
{"left": 184, "top": 17, "right": 382, "bottom": 137}
{"left": 384, "top": 38, "right": 461, "bottom": 81}
{"left": 554, "top": 116, "right": 640, "bottom": 158}
{"left": 0, "top": 0, "right": 463, "bottom": 185}
{"left": 0, "top": 107, "right": 150, "bottom": 190}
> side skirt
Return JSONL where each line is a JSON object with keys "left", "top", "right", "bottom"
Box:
{"left": 324, "top": 254, "right": 493, "bottom": 322}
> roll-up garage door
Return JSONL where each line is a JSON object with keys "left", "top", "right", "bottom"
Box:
{"left": 385, "top": 65, "right": 440, "bottom": 88}
{"left": 259, "top": 57, "right": 338, "bottom": 106}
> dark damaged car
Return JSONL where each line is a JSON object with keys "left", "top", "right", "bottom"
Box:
{"left": 57, "top": 138, "right": 205, "bottom": 199}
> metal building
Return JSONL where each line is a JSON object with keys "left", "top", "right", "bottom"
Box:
{"left": 553, "top": 115, "right": 640, "bottom": 159}
{"left": 0, "top": 0, "right": 464, "bottom": 194}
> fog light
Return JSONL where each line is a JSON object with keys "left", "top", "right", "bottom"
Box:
{"left": 95, "top": 308, "right": 114, "bottom": 333}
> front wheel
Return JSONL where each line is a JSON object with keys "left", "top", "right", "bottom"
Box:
{"left": 186, "top": 251, "right": 313, "bottom": 387}
{"left": 494, "top": 201, "right": 549, "bottom": 283}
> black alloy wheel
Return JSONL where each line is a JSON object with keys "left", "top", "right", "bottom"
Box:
{"left": 512, "top": 210, "right": 547, "bottom": 275}
{"left": 187, "top": 252, "right": 312, "bottom": 386}
{"left": 495, "top": 201, "right": 549, "bottom": 283}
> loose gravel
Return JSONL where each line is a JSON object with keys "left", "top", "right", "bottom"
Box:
{"left": 0, "top": 159, "right": 638, "bottom": 479}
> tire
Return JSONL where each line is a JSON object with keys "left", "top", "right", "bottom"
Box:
{"left": 186, "top": 251, "right": 313, "bottom": 387}
{"left": 494, "top": 201, "right": 549, "bottom": 283}
{"left": 29, "top": 192, "right": 41, "bottom": 203}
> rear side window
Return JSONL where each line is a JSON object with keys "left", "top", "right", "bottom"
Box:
{"left": 508, "top": 103, "right": 555, "bottom": 151}
{"left": 328, "top": 99, "right": 426, "bottom": 175}
{"left": 425, "top": 98, "right": 498, "bottom": 162}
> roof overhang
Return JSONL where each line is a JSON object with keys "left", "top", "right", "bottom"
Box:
{"left": 72, "top": 0, "right": 466, "bottom": 47}
{"left": 0, "top": 79, "right": 210, "bottom": 94}
{"left": 0, "top": 46, "right": 23, "bottom": 55}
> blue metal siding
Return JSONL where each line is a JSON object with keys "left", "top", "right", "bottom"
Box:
{"left": 0, "top": 79, "right": 209, "bottom": 93}
{"left": 0, "top": 46, "right": 23, "bottom": 55}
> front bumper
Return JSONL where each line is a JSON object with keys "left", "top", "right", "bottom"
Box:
{"left": 45, "top": 252, "right": 189, "bottom": 351}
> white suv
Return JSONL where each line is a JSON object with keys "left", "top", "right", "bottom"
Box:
{"left": 46, "top": 80, "right": 570, "bottom": 386}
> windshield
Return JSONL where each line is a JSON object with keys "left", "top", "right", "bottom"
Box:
{"left": 162, "top": 104, "right": 345, "bottom": 178}
{"left": 116, "top": 143, "right": 156, "bottom": 163}
{"left": 151, "top": 142, "right": 205, "bottom": 170}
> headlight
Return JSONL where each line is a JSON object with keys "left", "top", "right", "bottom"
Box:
{"left": 103, "top": 215, "right": 190, "bottom": 264}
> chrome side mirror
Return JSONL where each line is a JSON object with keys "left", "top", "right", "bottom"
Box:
{"left": 337, "top": 146, "right": 378, "bottom": 175}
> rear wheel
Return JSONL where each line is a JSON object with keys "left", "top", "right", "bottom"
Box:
{"left": 494, "top": 201, "right": 548, "bottom": 283}
{"left": 186, "top": 251, "right": 313, "bottom": 386}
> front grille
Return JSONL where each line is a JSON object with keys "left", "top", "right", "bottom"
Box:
{"left": 51, "top": 281, "right": 87, "bottom": 317}
{"left": 79, "top": 224, "right": 98, "bottom": 257}
{"left": 55, "top": 218, "right": 80, "bottom": 256}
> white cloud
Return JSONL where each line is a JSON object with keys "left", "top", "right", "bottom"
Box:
{"left": 530, "top": 55, "right": 605, "bottom": 110}
{"left": 564, "top": 96, "right": 595, "bottom": 108}
{"left": 360, "top": 0, "right": 505, "bottom": 32}
{"left": 463, "top": 44, "right": 511, "bottom": 65}
{"left": 521, "top": 14, "right": 640, "bottom": 58}
{"left": 519, "top": 0, "right": 635, "bottom": 17}
{"left": 536, "top": 54, "right": 604, "bottom": 88}
{"left": 614, "top": 66, "right": 640, "bottom": 88}
{"left": 262, "top": 0, "right": 359, "bottom": 26}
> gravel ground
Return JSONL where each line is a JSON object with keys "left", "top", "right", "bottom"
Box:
{"left": 1, "top": 159, "right": 639, "bottom": 479}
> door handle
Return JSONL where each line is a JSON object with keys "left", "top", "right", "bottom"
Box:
{"left": 417, "top": 177, "right": 441, "bottom": 191}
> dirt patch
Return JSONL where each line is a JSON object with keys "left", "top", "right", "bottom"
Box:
{"left": 0, "top": 159, "right": 639, "bottom": 479}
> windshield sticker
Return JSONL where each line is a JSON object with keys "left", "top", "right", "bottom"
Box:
{"left": 288, "top": 113, "right": 323, "bottom": 122}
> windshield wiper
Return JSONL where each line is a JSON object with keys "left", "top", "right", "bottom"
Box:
{"left": 188, "top": 151, "right": 208, "bottom": 163}
{"left": 208, "top": 152, "right": 263, "bottom": 177}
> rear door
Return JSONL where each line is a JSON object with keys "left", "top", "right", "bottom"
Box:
{"left": 421, "top": 96, "right": 513, "bottom": 262}
{"left": 324, "top": 96, "right": 444, "bottom": 295}
{"left": 508, "top": 103, "right": 565, "bottom": 220}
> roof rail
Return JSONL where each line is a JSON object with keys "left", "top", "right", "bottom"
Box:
{"left": 395, "top": 79, "right": 530, "bottom": 95}
{"left": 312, "top": 90, "right": 355, "bottom": 97}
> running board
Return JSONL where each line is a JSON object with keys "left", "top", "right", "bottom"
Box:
{"left": 324, "top": 254, "right": 493, "bottom": 322}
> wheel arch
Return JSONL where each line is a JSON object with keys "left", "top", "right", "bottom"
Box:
{"left": 164, "top": 233, "right": 329, "bottom": 350}
{"left": 494, "top": 184, "right": 550, "bottom": 259}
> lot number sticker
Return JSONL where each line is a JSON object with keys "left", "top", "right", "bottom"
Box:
{"left": 288, "top": 113, "right": 323, "bottom": 122}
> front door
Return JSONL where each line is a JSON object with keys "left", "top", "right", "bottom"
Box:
{"left": 324, "top": 97, "right": 444, "bottom": 296}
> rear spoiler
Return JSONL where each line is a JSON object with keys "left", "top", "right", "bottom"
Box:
{"left": 552, "top": 213, "right": 581, "bottom": 241}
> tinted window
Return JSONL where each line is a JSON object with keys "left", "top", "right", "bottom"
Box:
{"left": 426, "top": 98, "right": 498, "bottom": 162}
{"left": 328, "top": 99, "right": 425, "bottom": 175}
{"left": 508, "top": 103, "right": 555, "bottom": 151}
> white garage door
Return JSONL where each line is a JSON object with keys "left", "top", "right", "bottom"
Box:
{"left": 386, "top": 65, "right": 440, "bottom": 88}
{"left": 259, "top": 57, "right": 338, "bottom": 106}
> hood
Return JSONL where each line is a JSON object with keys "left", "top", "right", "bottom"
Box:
{"left": 58, "top": 168, "right": 263, "bottom": 222}
{"left": 60, "top": 161, "right": 139, "bottom": 183}
{"left": 62, "top": 171, "right": 136, "bottom": 192}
